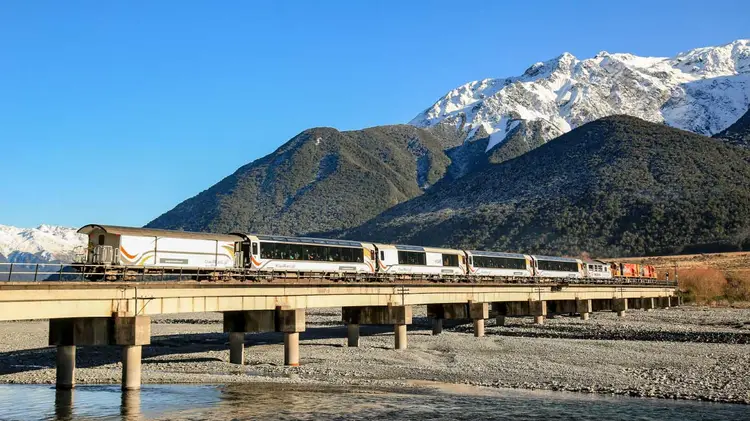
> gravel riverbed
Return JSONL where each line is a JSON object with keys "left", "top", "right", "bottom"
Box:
{"left": 1, "top": 306, "right": 748, "bottom": 404}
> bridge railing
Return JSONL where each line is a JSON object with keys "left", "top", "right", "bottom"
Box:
{"left": 0, "top": 263, "right": 679, "bottom": 286}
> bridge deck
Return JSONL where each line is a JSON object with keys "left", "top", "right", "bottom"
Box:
{"left": 0, "top": 281, "right": 676, "bottom": 321}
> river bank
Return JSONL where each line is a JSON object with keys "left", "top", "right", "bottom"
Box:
{"left": 1, "top": 306, "right": 748, "bottom": 404}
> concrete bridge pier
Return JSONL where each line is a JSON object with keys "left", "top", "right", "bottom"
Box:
{"left": 115, "top": 315, "right": 151, "bottom": 390}
{"left": 49, "top": 315, "right": 151, "bottom": 391}
{"left": 495, "top": 315, "right": 506, "bottom": 326}
{"left": 432, "top": 318, "right": 443, "bottom": 335}
{"left": 642, "top": 297, "right": 655, "bottom": 311}
{"left": 223, "top": 310, "right": 277, "bottom": 365}
{"left": 122, "top": 346, "right": 142, "bottom": 391}
{"left": 576, "top": 299, "right": 592, "bottom": 321}
{"left": 613, "top": 298, "right": 628, "bottom": 317}
{"left": 342, "top": 305, "right": 412, "bottom": 349}
{"left": 347, "top": 323, "right": 360, "bottom": 347}
{"left": 278, "top": 309, "right": 306, "bottom": 366}
{"left": 55, "top": 345, "right": 75, "bottom": 390}
{"left": 229, "top": 332, "right": 245, "bottom": 364}
{"left": 470, "top": 302, "right": 489, "bottom": 337}
{"left": 530, "top": 300, "right": 546, "bottom": 325}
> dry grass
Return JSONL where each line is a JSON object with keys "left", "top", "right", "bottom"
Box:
{"left": 678, "top": 267, "right": 750, "bottom": 306}
{"left": 679, "top": 268, "right": 727, "bottom": 304}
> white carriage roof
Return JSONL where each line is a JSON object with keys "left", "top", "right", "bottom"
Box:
{"left": 582, "top": 259, "right": 609, "bottom": 265}
{"left": 533, "top": 255, "right": 580, "bottom": 262}
{"left": 234, "top": 234, "right": 365, "bottom": 248}
{"left": 78, "top": 224, "right": 241, "bottom": 242}
{"left": 469, "top": 250, "right": 527, "bottom": 259}
{"left": 390, "top": 244, "right": 463, "bottom": 254}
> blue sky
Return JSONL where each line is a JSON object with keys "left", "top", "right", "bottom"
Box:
{"left": 1, "top": 0, "right": 748, "bottom": 228}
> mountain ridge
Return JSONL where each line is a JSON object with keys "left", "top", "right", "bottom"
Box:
{"left": 339, "top": 115, "right": 750, "bottom": 257}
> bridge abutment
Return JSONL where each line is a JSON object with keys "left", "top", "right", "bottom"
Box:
{"left": 342, "top": 305, "right": 412, "bottom": 349}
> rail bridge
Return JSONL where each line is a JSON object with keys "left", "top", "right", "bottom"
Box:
{"left": 0, "top": 263, "right": 679, "bottom": 392}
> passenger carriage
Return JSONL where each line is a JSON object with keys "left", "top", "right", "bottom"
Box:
{"left": 465, "top": 251, "right": 533, "bottom": 280}
{"left": 76, "top": 224, "right": 241, "bottom": 279}
{"left": 231, "top": 233, "right": 375, "bottom": 278}
{"left": 531, "top": 255, "right": 583, "bottom": 279}
{"left": 374, "top": 244, "right": 465, "bottom": 279}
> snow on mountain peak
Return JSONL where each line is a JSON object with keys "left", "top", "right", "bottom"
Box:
{"left": 0, "top": 224, "right": 86, "bottom": 263}
{"left": 410, "top": 39, "right": 750, "bottom": 152}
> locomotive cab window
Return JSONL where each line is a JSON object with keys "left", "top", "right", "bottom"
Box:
{"left": 98, "top": 234, "right": 105, "bottom": 245}
{"left": 380, "top": 250, "right": 385, "bottom": 261}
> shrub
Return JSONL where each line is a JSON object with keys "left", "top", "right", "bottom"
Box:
{"left": 678, "top": 268, "right": 727, "bottom": 304}
{"left": 724, "top": 271, "right": 750, "bottom": 303}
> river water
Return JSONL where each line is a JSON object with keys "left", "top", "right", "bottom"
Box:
{"left": 0, "top": 383, "right": 745, "bottom": 420}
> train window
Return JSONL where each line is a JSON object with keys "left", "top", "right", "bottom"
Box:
{"left": 252, "top": 242, "right": 258, "bottom": 256}
{"left": 98, "top": 234, "right": 105, "bottom": 245}
{"left": 473, "top": 256, "right": 526, "bottom": 269}
{"left": 442, "top": 254, "right": 459, "bottom": 267}
{"left": 380, "top": 251, "right": 385, "bottom": 261}
{"left": 537, "top": 260, "right": 579, "bottom": 272}
{"left": 398, "top": 251, "right": 426, "bottom": 265}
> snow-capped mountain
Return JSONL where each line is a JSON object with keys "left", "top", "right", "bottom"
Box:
{"left": 0, "top": 224, "right": 86, "bottom": 263}
{"left": 411, "top": 39, "right": 750, "bottom": 154}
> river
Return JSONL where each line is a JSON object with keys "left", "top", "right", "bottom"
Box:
{"left": 0, "top": 382, "right": 746, "bottom": 420}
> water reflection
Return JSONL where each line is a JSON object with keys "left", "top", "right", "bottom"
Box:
{"left": 53, "top": 389, "right": 73, "bottom": 420}
{"left": 120, "top": 390, "right": 141, "bottom": 421}
{"left": 0, "top": 383, "right": 745, "bottom": 421}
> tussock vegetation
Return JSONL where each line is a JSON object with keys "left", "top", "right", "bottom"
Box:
{"left": 679, "top": 268, "right": 750, "bottom": 305}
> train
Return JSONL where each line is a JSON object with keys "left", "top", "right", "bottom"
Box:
{"left": 76, "top": 224, "right": 658, "bottom": 282}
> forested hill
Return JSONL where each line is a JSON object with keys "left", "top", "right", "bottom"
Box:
{"left": 147, "top": 125, "right": 452, "bottom": 235}
{"left": 715, "top": 107, "right": 750, "bottom": 147}
{"left": 339, "top": 115, "right": 750, "bottom": 257}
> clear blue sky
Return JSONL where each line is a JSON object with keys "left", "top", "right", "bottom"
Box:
{"left": 1, "top": 0, "right": 748, "bottom": 228}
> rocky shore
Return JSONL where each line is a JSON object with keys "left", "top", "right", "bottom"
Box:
{"left": 1, "top": 306, "right": 748, "bottom": 404}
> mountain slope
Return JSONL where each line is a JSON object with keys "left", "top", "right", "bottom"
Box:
{"left": 341, "top": 116, "right": 750, "bottom": 257}
{"left": 147, "top": 125, "right": 452, "bottom": 235}
{"left": 715, "top": 106, "right": 750, "bottom": 146}
{"left": 0, "top": 225, "right": 86, "bottom": 263}
{"left": 411, "top": 39, "right": 750, "bottom": 173}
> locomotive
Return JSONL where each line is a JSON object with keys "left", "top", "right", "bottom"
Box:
{"left": 77, "top": 224, "right": 658, "bottom": 282}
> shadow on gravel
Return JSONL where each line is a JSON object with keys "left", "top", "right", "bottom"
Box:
{"left": 488, "top": 324, "right": 750, "bottom": 344}
{"left": 0, "top": 324, "right": 434, "bottom": 376}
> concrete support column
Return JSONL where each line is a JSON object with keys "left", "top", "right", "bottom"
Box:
{"left": 473, "top": 319, "right": 485, "bottom": 337}
{"left": 394, "top": 324, "right": 407, "bottom": 350}
{"left": 469, "top": 302, "right": 488, "bottom": 337}
{"left": 229, "top": 332, "right": 245, "bottom": 365}
{"left": 55, "top": 345, "right": 75, "bottom": 390}
{"left": 613, "top": 298, "right": 628, "bottom": 317}
{"left": 643, "top": 297, "right": 655, "bottom": 311}
{"left": 284, "top": 332, "right": 300, "bottom": 366}
{"left": 530, "top": 300, "right": 546, "bottom": 325}
{"left": 347, "top": 323, "right": 360, "bottom": 347}
{"left": 432, "top": 318, "right": 443, "bottom": 335}
{"left": 121, "top": 345, "right": 142, "bottom": 391}
{"left": 496, "top": 315, "right": 506, "bottom": 326}
{"left": 576, "top": 299, "right": 592, "bottom": 321}
{"left": 343, "top": 305, "right": 412, "bottom": 349}
{"left": 278, "top": 309, "right": 306, "bottom": 366}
